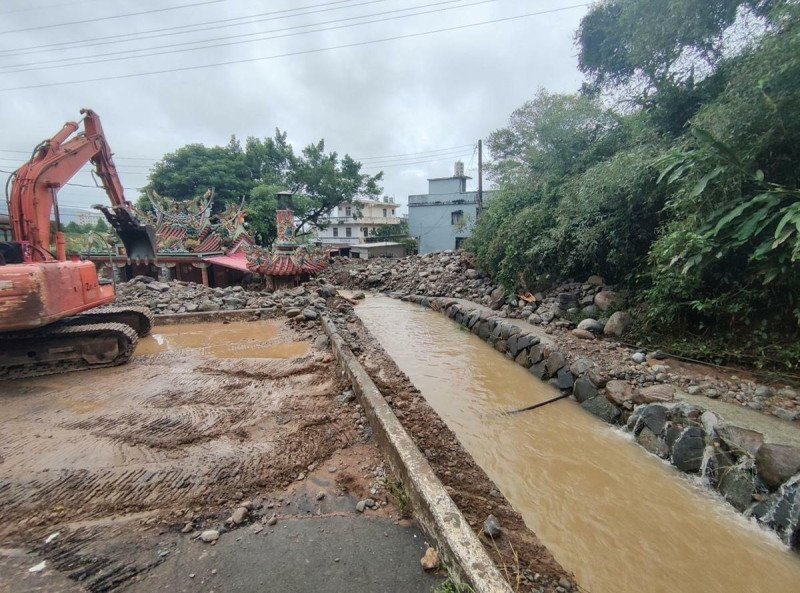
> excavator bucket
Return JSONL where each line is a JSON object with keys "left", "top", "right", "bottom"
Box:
{"left": 94, "top": 205, "right": 158, "bottom": 261}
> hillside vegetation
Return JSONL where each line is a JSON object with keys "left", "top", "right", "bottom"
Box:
{"left": 470, "top": 0, "right": 800, "bottom": 370}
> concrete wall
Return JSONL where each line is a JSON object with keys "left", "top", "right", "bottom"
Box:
{"left": 408, "top": 201, "right": 479, "bottom": 254}
{"left": 350, "top": 243, "right": 406, "bottom": 259}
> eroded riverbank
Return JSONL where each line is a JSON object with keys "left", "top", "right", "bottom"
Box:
{"left": 353, "top": 295, "right": 800, "bottom": 593}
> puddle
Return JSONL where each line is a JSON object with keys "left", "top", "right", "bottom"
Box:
{"left": 136, "top": 321, "right": 309, "bottom": 359}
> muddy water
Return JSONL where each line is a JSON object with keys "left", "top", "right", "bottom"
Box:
{"left": 355, "top": 296, "right": 800, "bottom": 593}
{"left": 137, "top": 321, "right": 309, "bottom": 358}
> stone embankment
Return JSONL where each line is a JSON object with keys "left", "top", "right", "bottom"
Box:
{"left": 406, "top": 294, "right": 800, "bottom": 550}
{"left": 322, "top": 252, "right": 800, "bottom": 421}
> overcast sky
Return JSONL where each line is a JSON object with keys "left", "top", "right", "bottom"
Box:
{"left": 0, "top": 0, "right": 589, "bottom": 216}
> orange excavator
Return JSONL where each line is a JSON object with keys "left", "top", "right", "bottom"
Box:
{"left": 0, "top": 109, "right": 157, "bottom": 379}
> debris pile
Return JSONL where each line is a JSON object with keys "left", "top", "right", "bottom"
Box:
{"left": 114, "top": 275, "right": 340, "bottom": 316}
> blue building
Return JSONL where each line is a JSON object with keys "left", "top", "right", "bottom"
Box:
{"left": 407, "top": 162, "right": 495, "bottom": 254}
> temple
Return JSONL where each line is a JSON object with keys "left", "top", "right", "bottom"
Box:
{"left": 84, "top": 190, "right": 256, "bottom": 287}
{"left": 245, "top": 209, "right": 328, "bottom": 290}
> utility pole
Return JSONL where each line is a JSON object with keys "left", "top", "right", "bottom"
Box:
{"left": 477, "top": 139, "right": 483, "bottom": 216}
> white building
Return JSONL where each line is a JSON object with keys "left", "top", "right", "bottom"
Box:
{"left": 316, "top": 197, "right": 400, "bottom": 245}
{"left": 77, "top": 209, "right": 102, "bottom": 226}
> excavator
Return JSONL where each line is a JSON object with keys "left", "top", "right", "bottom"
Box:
{"left": 0, "top": 109, "right": 157, "bottom": 379}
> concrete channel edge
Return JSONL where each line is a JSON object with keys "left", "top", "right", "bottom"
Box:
{"left": 321, "top": 315, "right": 514, "bottom": 593}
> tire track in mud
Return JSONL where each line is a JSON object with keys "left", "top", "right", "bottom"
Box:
{"left": 0, "top": 325, "right": 355, "bottom": 541}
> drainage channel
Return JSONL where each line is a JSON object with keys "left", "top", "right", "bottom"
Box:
{"left": 354, "top": 295, "right": 800, "bottom": 593}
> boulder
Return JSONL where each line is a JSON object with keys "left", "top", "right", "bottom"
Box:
{"left": 573, "top": 377, "right": 598, "bottom": 403}
{"left": 556, "top": 367, "right": 574, "bottom": 390}
{"left": 587, "top": 367, "right": 608, "bottom": 388}
{"left": 603, "top": 311, "right": 632, "bottom": 337}
{"left": 594, "top": 291, "right": 623, "bottom": 311}
{"left": 527, "top": 344, "right": 544, "bottom": 364}
{"left": 718, "top": 464, "right": 756, "bottom": 511}
{"left": 528, "top": 361, "right": 547, "bottom": 380}
{"left": 571, "top": 329, "right": 595, "bottom": 340}
{"left": 637, "top": 427, "right": 669, "bottom": 458}
{"left": 753, "top": 476, "right": 800, "bottom": 546}
{"left": 756, "top": 444, "right": 800, "bottom": 490}
{"left": 587, "top": 275, "right": 604, "bottom": 286}
{"left": 716, "top": 425, "right": 764, "bottom": 458}
{"left": 577, "top": 318, "right": 605, "bottom": 334}
{"left": 544, "top": 352, "right": 566, "bottom": 377}
{"left": 637, "top": 404, "right": 668, "bottom": 436}
{"left": 633, "top": 384, "right": 675, "bottom": 404}
{"left": 604, "top": 380, "right": 633, "bottom": 405}
{"left": 569, "top": 358, "right": 595, "bottom": 377}
{"left": 197, "top": 300, "right": 220, "bottom": 312}
{"left": 671, "top": 427, "right": 705, "bottom": 472}
{"left": 581, "top": 396, "right": 622, "bottom": 424}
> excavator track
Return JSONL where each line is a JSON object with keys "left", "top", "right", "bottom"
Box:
{"left": 0, "top": 322, "right": 138, "bottom": 380}
{"left": 67, "top": 305, "right": 154, "bottom": 337}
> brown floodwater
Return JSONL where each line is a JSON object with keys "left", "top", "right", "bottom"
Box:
{"left": 136, "top": 321, "right": 309, "bottom": 359}
{"left": 354, "top": 295, "right": 800, "bottom": 593}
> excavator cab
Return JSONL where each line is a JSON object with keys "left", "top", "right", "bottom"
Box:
{"left": 94, "top": 204, "right": 157, "bottom": 261}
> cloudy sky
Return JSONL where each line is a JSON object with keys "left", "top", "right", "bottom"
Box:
{"left": 0, "top": 0, "right": 589, "bottom": 216}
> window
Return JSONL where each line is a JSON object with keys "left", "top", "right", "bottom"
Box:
{"left": 362, "top": 227, "right": 368, "bottom": 237}
{"left": 451, "top": 210, "right": 464, "bottom": 225}
{"left": 383, "top": 208, "right": 387, "bottom": 217}
{"left": 333, "top": 227, "right": 338, "bottom": 238}
{"left": 346, "top": 227, "right": 352, "bottom": 238}
{"left": 345, "top": 206, "right": 352, "bottom": 217}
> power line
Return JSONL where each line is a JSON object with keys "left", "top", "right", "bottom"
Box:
{"left": 0, "top": 148, "right": 160, "bottom": 161}
{"left": 0, "top": 0, "right": 491, "bottom": 74}
{"left": 358, "top": 149, "right": 476, "bottom": 167}
{"left": 354, "top": 144, "right": 475, "bottom": 161}
{"left": 362, "top": 152, "right": 474, "bottom": 169}
{"left": 0, "top": 4, "right": 590, "bottom": 92}
{"left": 0, "top": 0, "right": 371, "bottom": 58}
{"left": 0, "top": 0, "right": 112, "bottom": 16}
{"left": 0, "top": 168, "right": 143, "bottom": 191}
{"left": 0, "top": 0, "right": 231, "bottom": 36}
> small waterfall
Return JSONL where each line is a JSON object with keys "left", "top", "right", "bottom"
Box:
{"left": 752, "top": 474, "right": 800, "bottom": 548}
{"left": 699, "top": 445, "right": 716, "bottom": 490}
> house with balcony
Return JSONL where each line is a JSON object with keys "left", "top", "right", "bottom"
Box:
{"left": 316, "top": 197, "right": 400, "bottom": 247}
{"left": 408, "top": 162, "right": 496, "bottom": 254}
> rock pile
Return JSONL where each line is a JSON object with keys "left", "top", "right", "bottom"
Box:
{"left": 115, "top": 275, "right": 339, "bottom": 317}
{"left": 322, "top": 251, "right": 628, "bottom": 337}
{"left": 324, "top": 252, "right": 799, "bottom": 421}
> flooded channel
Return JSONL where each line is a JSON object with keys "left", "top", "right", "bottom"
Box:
{"left": 355, "top": 296, "right": 800, "bottom": 593}
{"left": 136, "top": 321, "right": 309, "bottom": 359}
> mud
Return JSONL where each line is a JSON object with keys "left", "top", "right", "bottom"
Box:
{"left": 0, "top": 318, "right": 354, "bottom": 542}
{"left": 341, "top": 316, "right": 572, "bottom": 588}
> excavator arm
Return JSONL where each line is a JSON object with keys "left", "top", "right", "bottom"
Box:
{"left": 7, "top": 108, "right": 156, "bottom": 262}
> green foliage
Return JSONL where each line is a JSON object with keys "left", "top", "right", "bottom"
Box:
{"left": 470, "top": 0, "right": 800, "bottom": 368}
{"left": 577, "top": 0, "right": 769, "bottom": 93}
{"left": 431, "top": 579, "right": 475, "bottom": 593}
{"left": 142, "top": 129, "right": 383, "bottom": 245}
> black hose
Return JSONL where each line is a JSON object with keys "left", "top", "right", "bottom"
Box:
{"left": 501, "top": 392, "right": 572, "bottom": 416}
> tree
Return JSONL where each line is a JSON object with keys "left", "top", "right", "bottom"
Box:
{"left": 141, "top": 129, "right": 383, "bottom": 245}
{"left": 142, "top": 142, "right": 253, "bottom": 212}
{"left": 577, "top": 0, "right": 772, "bottom": 96}
{"left": 93, "top": 218, "right": 108, "bottom": 232}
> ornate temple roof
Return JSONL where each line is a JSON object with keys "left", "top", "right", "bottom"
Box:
{"left": 140, "top": 190, "right": 254, "bottom": 255}
{"left": 245, "top": 247, "right": 328, "bottom": 277}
